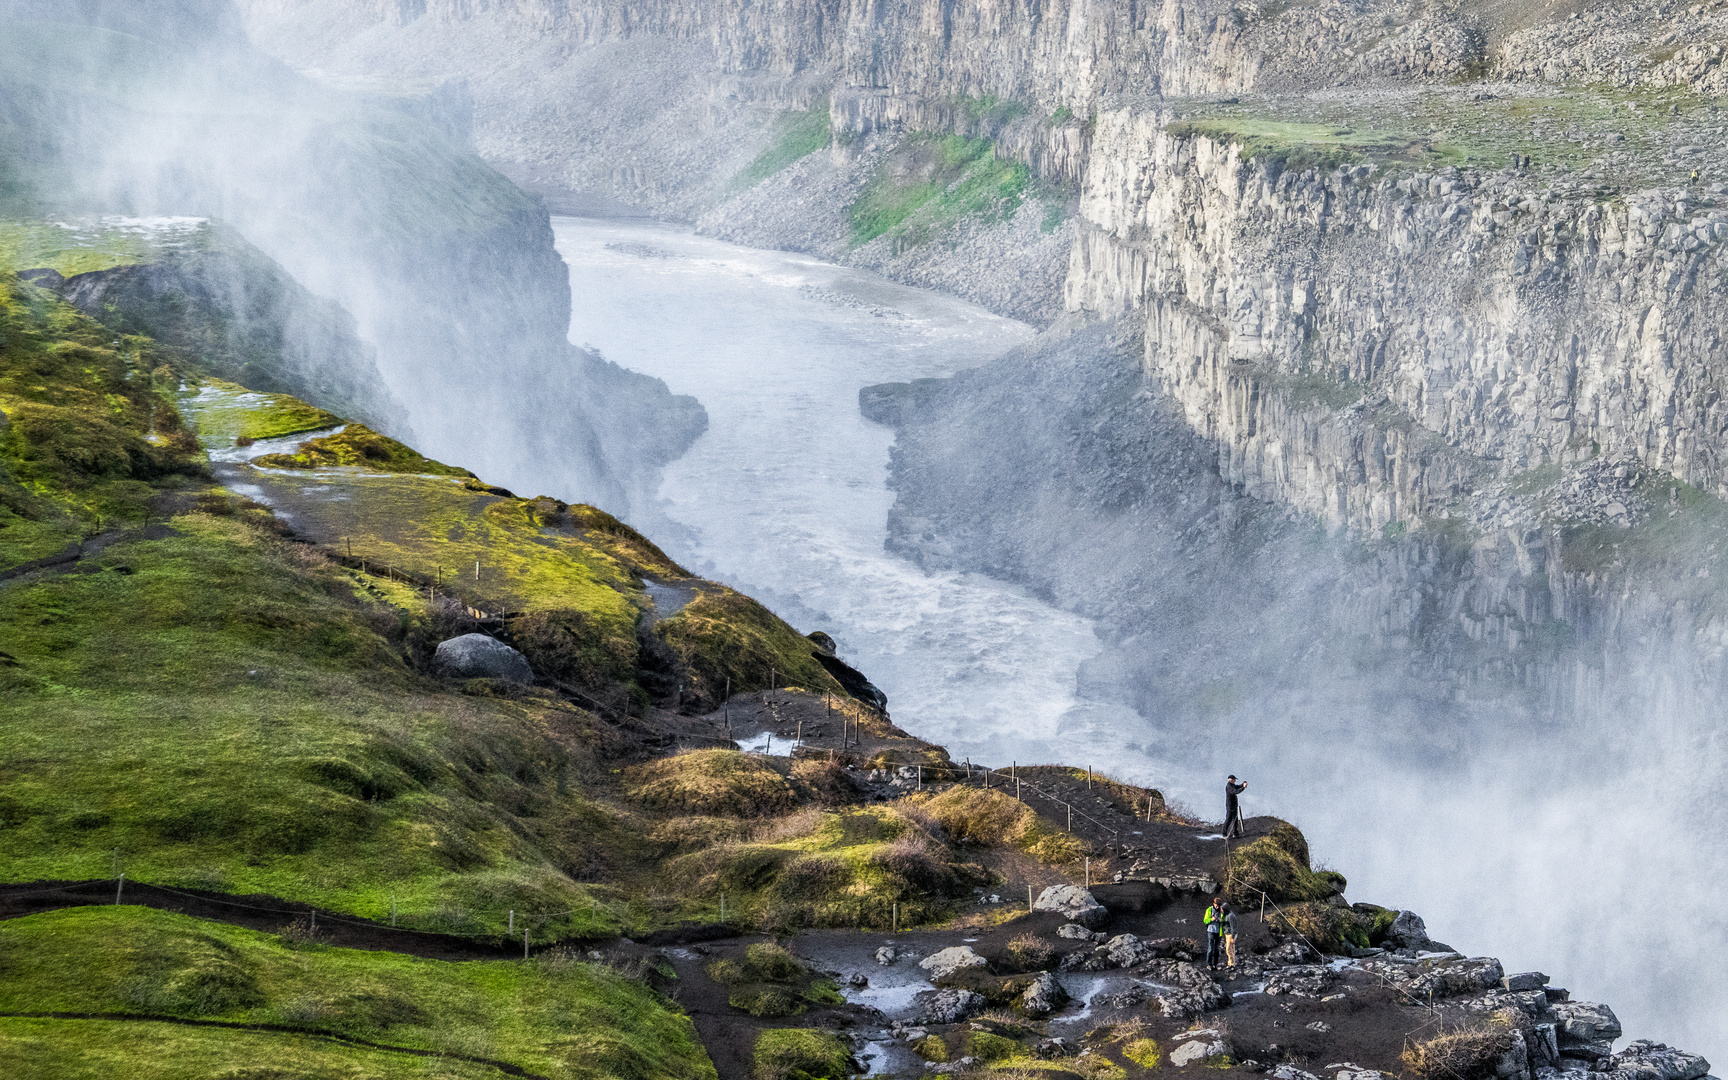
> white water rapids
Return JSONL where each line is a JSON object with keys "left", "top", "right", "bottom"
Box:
{"left": 552, "top": 216, "right": 1147, "bottom": 770}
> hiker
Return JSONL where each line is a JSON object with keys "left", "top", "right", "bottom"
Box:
{"left": 1204, "top": 896, "right": 1224, "bottom": 969}
{"left": 1222, "top": 902, "right": 1239, "bottom": 968}
{"left": 1224, "top": 775, "right": 1247, "bottom": 838}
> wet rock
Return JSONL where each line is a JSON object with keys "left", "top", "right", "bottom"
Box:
{"left": 848, "top": 972, "right": 869, "bottom": 988}
{"left": 1056, "top": 923, "right": 1094, "bottom": 940}
{"left": 1095, "top": 983, "right": 1149, "bottom": 1008}
{"left": 1019, "top": 971, "right": 1068, "bottom": 1017}
{"left": 876, "top": 946, "right": 900, "bottom": 966}
{"left": 919, "top": 946, "right": 987, "bottom": 979}
{"left": 1171, "top": 1029, "right": 1230, "bottom": 1066}
{"left": 920, "top": 989, "right": 985, "bottom": 1025}
{"left": 434, "top": 634, "right": 534, "bottom": 682}
{"left": 1034, "top": 884, "right": 1108, "bottom": 928}
{"left": 1603, "top": 1040, "right": 1711, "bottom": 1080}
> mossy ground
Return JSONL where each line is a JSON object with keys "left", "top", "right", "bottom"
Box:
{"left": 734, "top": 100, "right": 832, "bottom": 188}
{"left": 250, "top": 423, "right": 469, "bottom": 476}
{"left": 848, "top": 135, "right": 1036, "bottom": 249}
{"left": 180, "top": 378, "right": 342, "bottom": 446}
{"left": 0, "top": 906, "right": 716, "bottom": 1080}
{"left": 1166, "top": 83, "right": 1714, "bottom": 186}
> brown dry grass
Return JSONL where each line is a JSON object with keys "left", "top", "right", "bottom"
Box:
{"left": 1005, "top": 932, "right": 1055, "bottom": 970}
{"left": 624, "top": 749, "right": 795, "bottom": 816}
{"left": 1401, "top": 1020, "right": 1515, "bottom": 1080}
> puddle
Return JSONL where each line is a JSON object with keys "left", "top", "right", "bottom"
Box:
{"left": 845, "top": 980, "right": 928, "bottom": 1019}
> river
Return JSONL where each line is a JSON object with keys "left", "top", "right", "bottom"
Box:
{"left": 551, "top": 216, "right": 1150, "bottom": 772}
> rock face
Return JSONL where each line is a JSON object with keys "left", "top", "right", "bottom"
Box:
{"left": 1385, "top": 910, "right": 1431, "bottom": 951}
{"left": 918, "top": 946, "right": 987, "bottom": 980}
{"left": 1033, "top": 885, "right": 1108, "bottom": 928}
{"left": 434, "top": 635, "right": 535, "bottom": 683}
{"left": 1604, "top": 1041, "right": 1712, "bottom": 1080}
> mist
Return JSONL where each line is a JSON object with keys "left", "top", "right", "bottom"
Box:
{"left": 1, "top": 0, "right": 700, "bottom": 516}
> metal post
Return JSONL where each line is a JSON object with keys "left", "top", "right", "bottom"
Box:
{"left": 917, "top": 765, "right": 922, "bottom": 790}
{"left": 1085, "top": 857, "right": 1091, "bottom": 888}
{"left": 797, "top": 719, "right": 803, "bottom": 747}
{"left": 1087, "top": 766, "right": 1092, "bottom": 789}
{"left": 893, "top": 902, "right": 898, "bottom": 933}
{"left": 115, "top": 871, "right": 124, "bottom": 905}
{"left": 1067, "top": 804, "right": 1072, "bottom": 832}
{"left": 1028, "top": 884, "right": 1033, "bottom": 913}
{"left": 509, "top": 909, "right": 514, "bottom": 934}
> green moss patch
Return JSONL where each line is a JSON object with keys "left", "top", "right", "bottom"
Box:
{"left": 847, "top": 135, "right": 1032, "bottom": 249}
{"left": 0, "top": 906, "right": 716, "bottom": 1080}
{"left": 1226, "top": 821, "right": 1339, "bottom": 906}
{"left": 251, "top": 424, "right": 469, "bottom": 477}
{"left": 180, "top": 378, "right": 342, "bottom": 446}
{"left": 752, "top": 1028, "right": 851, "bottom": 1080}
{"left": 655, "top": 588, "right": 845, "bottom": 702}
{"left": 628, "top": 751, "right": 797, "bottom": 817}
{"left": 735, "top": 101, "right": 832, "bottom": 188}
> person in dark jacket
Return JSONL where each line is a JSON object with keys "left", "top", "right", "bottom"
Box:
{"left": 1224, "top": 775, "right": 1247, "bottom": 838}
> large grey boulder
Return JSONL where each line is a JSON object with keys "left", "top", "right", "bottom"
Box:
{"left": 919, "top": 988, "right": 985, "bottom": 1024}
{"left": 919, "top": 946, "right": 987, "bottom": 980}
{"left": 1554, "top": 1000, "right": 1624, "bottom": 1046}
{"left": 434, "top": 633, "right": 534, "bottom": 682}
{"left": 1034, "top": 885, "right": 1109, "bottom": 928}
{"left": 1604, "top": 1040, "right": 1711, "bottom": 1080}
{"left": 1019, "top": 971, "right": 1068, "bottom": 1017}
{"left": 1387, "top": 910, "right": 1431, "bottom": 950}
{"left": 1170, "top": 1029, "right": 1229, "bottom": 1066}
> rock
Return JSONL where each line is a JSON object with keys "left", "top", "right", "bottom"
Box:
{"left": 1504, "top": 972, "right": 1551, "bottom": 992}
{"left": 1386, "top": 910, "right": 1431, "bottom": 950}
{"left": 1096, "top": 984, "right": 1149, "bottom": 1008}
{"left": 1409, "top": 957, "right": 1505, "bottom": 999}
{"left": 1104, "top": 933, "right": 1155, "bottom": 967}
{"left": 876, "top": 946, "right": 900, "bottom": 966}
{"left": 1271, "top": 1068, "right": 1322, "bottom": 1080}
{"left": 1034, "top": 885, "right": 1109, "bottom": 928}
{"left": 848, "top": 972, "right": 869, "bottom": 988}
{"left": 1493, "top": 1029, "right": 1531, "bottom": 1079}
{"left": 1306, "top": 1021, "right": 1332, "bottom": 1033}
{"left": 920, "top": 988, "right": 985, "bottom": 1024}
{"left": 1019, "top": 971, "right": 1068, "bottom": 1017}
{"left": 1554, "top": 1000, "right": 1623, "bottom": 1046}
{"left": 919, "top": 946, "right": 987, "bottom": 979}
{"left": 1331, "top": 1066, "right": 1385, "bottom": 1080}
{"left": 1056, "top": 923, "right": 1094, "bottom": 940}
{"left": 1604, "top": 1041, "right": 1712, "bottom": 1080}
{"left": 434, "top": 634, "right": 534, "bottom": 682}
{"left": 1171, "top": 1029, "right": 1229, "bottom": 1066}
{"left": 899, "top": 1026, "right": 929, "bottom": 1042}
{"left": 1264, "top": 941, "right": 1318, "bottom": 965}
{"left": 1035, "top": 1037, "right": 1074, "bottom": 1058}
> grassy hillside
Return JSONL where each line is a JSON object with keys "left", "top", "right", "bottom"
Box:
{"left": 0, "top": 906, "right": 716, "bottom": 1080}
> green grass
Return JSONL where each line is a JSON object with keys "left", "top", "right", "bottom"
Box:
{"left": 734, "top": 101, "right": 832, "bottom": 188}
{"left": 0, "top": 906, "right": 716, "bottom": 1080}
{"left": 847, "top": 135, "right": 1033, "bottom": 249}
{"left": 752, "top": 1028, "right": 850, "bottom": 1080}
{"left": 180, "top": 379, "right": 343, "bottom": 446}
{"left": 250, "top": 423, "right": 470, "bottom": 476}
{"left": 0, "top": 220, "right": 166, "bottom": 276}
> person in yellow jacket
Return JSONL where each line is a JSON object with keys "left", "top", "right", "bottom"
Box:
{"left": 1203, "top": 897, "right": 1224, "bottom": 969}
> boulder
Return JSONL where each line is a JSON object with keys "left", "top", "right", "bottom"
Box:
{"left": 1057, "top": 923, "right": 1094, "bottom": 940}
{"left": 434, "top": 634, "right": 534, "bottom": 682}
{"left": 1331, "top": 1066, "right": 1386, "bottom": 1080}
{"left": 1554, "top": 1000, "right": 1623, "bottom": 1046}
{"left": 1492, "top": 1028, "right": 1531, "bottom": 1078}
{"left": 920, "top": 988, "right": 985, "bottom": 1024}
{"left": 1019, "top": 971, "right": 1068, "bottom": 1017}
{"left": 1271, "top": 1068, "right": 1322, "bottom": 1080}
{"left": 1504, "top": 972, "right": 1550, "bottom": 992}
{"left": 1265, "top": 941, "right": 1319, "bottom": 965}
{"left": 876, "top": 946, "right": 900, "bottom": 966}
{"left": 1386, "top": 910, "right": 1431, "bottom": 950}
{"left": 1034, "top": 885, "right": 1109, "bottom": 928}
{"left": 1171, "top": 1029, "right": 1229, "bottom": 1066}
{"left": 1604, "top": 1041, "right": 1712, "bottom": 1080}
{"left": 919, "top": 946, "right": 987, "bottom": 980}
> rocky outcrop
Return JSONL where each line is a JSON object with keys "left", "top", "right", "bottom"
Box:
{"left": 1032, "top": 885, "right": 1108, "bottom": 928}
{"left": 434, "top": 634, "right": 536, "bottom": 682}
